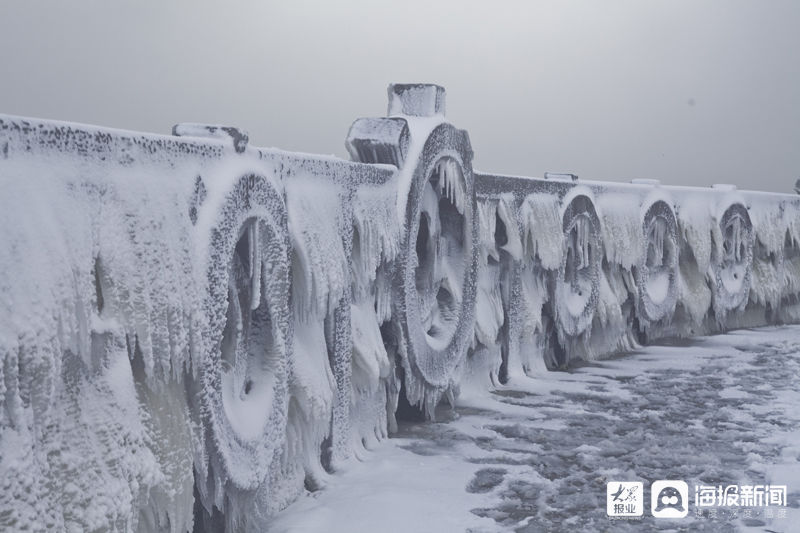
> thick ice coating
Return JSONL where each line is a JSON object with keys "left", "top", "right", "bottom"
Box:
{"left": 3, "top": 83, "right": 800, "bottom": 532}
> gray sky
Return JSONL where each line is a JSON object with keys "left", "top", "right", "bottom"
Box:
{"left": 1, "top": 1, "right": 798, "bottom": 192}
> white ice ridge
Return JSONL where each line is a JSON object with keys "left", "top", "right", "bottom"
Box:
{"left": 3, "top": 82, "right": 800, "bottom": 532}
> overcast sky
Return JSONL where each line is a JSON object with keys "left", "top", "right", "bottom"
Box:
{"left": 1, "top": 1, "right": 798, "bottom": 192}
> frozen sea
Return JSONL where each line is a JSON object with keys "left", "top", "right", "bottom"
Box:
{"left": 269, "top": 326, "right": 800, "bottom": 532}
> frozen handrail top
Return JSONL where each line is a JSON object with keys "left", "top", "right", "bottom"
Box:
{"left": 173, "top": 122, "right": 249, "bottom": 153}
{"left": 545, "top": 172, "right": 579, "bottom": 182}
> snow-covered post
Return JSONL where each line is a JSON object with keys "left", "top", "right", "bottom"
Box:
{"left": 589, "top": 182, "right": 681, "bottom": 347}
{"left": 192, "top": 173, "right": 293, "bottom": 529}
{"left": 278, "top": 150, "right": 398, "bottom": 481}
{"left": 546, "top": 190, "right": 603, "bottom": 367}
{"left": 635, "top": 199, "right": 680, "bottom": 326}
{"left": 711, "top": 199, "right": 754, "bottom": 317}
{"left": 347, "top": 84, "right": 479, "bottom": 418}
{"left": 281, "top": 159, "right": 351, "bottom": 490}
{"left": 555, "top": 191, "right": 602, "bottom": 340}
{"left": 170, "top": 124, "right": 296, "bottom": 529}
{"left": 469, "top": 188, "right": 522, "bottom": 387}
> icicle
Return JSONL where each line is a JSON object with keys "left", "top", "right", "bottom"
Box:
{"left": 351, "top": 183, "right": 400, "bottom": 306}
{"left": 496, "top": 196, "right": 522, "bottom": 260}
{"left": 350, "top": 300, "right": 390, "bottom": 390}
{"left": 656, "top": 220, "right": 665, "bottom": 266}
{"left": 734, "top": 217, "right": 742, "bottom": 262}
{"left": 581, "top": 218, "right": 590, "bottom": 268}
{"left": 250, "top": 222, "right": 262, "bottom": 311}
{"left": 230, "top": 274, "right": 243, "bottom": 336}
{"left": 473, "top": 259, "right": 505, "bottom": 347}
{"left": 477, "top": 200, "right": 498, "bottom": 263}
{"left": 570, "top": 218, "right": 590, "bottom": 271}
{"left": 597, "top": 193, "right": 642, "bottom": 270}
{"left": 435, "top": 158, "right": 466, "bottom": 215}
{"left": 445, "top": 387, "right": 456, "bottom": 408}
{"left": 520, "top": 194, "right": 562, "bottom": 270}
{"left": 374, "top": 266, "right": 393, "bottom": 325}
{"left": 286, "top": 178, "right": 349, "bottom": 320}
{"left": 649, "top": 219, "right": 666, "bottom": 267}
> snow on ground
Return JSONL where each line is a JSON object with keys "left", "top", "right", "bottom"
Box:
{"left": 269, "top": 326, "right": 800, "bottom": 532}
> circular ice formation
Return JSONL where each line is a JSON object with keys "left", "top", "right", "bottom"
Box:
{"left": 636, "top": 200, "right": 679, "bottom": 322}
{"left": 712, "top": 202, "right": 753, "bottom": 312}
{"left": 219, "top": 220, "right": 280, "bottom": 440}
{"left": 399, "top": 123, "right": 478, "bottom": 389}
{"left": 555, "top": 195, "right": 601, "bottom": 337}
{"left": 201, "top": 174, "right": 291, "bottom": 492}
{"left": 414, "top": 158, "right": 466, "bottom": 348}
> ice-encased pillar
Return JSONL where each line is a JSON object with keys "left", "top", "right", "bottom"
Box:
{"left": 387, "top": 83, "right": 446, "bottom": 117}
{"left": 348, "top": 84, "right": 478, "bottom": 416}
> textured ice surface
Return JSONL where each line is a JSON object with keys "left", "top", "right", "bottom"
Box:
{"left": 4, "top": 82, "right": 800, "bottom": 532}
{"left": 0, "top": 117, "right": 223, "bottom": 532}
{"left": 0, "top": 114, "right": 398, "bottom": 532}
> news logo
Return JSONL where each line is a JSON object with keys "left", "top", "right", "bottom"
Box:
{"left": 607, "top": 481, "right": 643, "bottom": 517}
{"left": 651, "top": 480, "right": 689, "bottom": 518}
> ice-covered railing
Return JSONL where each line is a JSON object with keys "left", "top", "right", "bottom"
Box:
{"left": 473, "top": 174, "right": 800, "bottom": 380}
{"left": 2, "top": 83, "right": 800, "bottom": 532}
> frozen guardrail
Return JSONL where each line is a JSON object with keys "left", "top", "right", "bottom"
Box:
{"left": 1, "top": 83, "right": 799, "bottom": 532}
